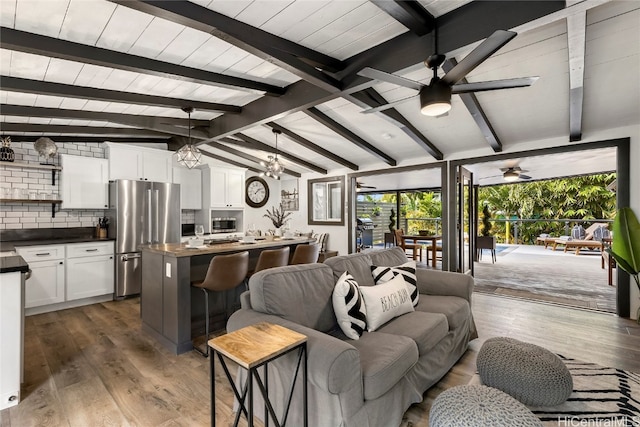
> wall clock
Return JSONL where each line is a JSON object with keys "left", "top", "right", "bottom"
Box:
{"left": 245, "top": 176, "right": 269, "bottom": 208}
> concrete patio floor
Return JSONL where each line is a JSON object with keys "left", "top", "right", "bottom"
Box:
{"left": 472, "top": 244, "right": 616, "bottom": 313}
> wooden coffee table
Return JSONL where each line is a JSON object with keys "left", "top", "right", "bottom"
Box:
{"left": 208, "top": 322, "right": 308, "bottom": 427}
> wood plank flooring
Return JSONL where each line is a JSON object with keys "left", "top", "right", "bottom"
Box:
{"left": 2, "top": 293, "right": 639, "bottom": 427}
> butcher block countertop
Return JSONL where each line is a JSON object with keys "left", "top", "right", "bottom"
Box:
{"left": 141, "top": 236, "right": 315, "bottom": 258}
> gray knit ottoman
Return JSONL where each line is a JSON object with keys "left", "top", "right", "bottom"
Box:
{"left": 477, "top": 337, "right": 573, "bottom": 406}
{"left": 429, "top": 385, "right": 542, "bottom": 427}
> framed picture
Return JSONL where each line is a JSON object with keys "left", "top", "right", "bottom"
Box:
{"left": 308, "top": 176, "right": 345, "bottom": 225}
{"left": 280, "top": 178, "right": 299, "bottom": 211}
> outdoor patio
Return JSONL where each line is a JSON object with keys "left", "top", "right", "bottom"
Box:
{"left": 472, "top": 244, "right": 616, "bottom": 313}
{"left": 372, "top": 239, "right": 616, "bottom": 313}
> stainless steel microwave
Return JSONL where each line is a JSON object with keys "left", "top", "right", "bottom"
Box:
{"left": 211, "top": 217, "right": 237, "bottom": 233}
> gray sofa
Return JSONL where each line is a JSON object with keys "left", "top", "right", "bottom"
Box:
{"left": 227, "top": 247, "right": 478, "bottom": 427}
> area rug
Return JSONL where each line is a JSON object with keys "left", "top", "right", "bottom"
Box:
{"left": 471, "top": 355, "right": 640, "bottom": 426}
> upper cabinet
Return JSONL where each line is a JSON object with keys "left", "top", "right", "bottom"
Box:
{"left": 60, "top": 154, "right": 108, "bottom": 209}
{"left": 202, "top": 165, "right": 245, "bottom": 209}
{"left": 172, "top": 166, "right": 202, "bottom": 210}
{"left": 105, "top": 143, "right": 173, "bottom": 182}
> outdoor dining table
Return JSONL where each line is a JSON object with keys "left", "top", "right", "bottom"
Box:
{"left": 403, "top": 235, "right": 441, "bottom": 268}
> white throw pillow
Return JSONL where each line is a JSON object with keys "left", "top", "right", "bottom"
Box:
{"left": 359, "top": 275, "right": 414, "bottom": 332}
{"left": 332, "top": 271, "right": 367, "bottom": 340}
{"left": 371, "top": 261, "right": 418, "bottom": 306}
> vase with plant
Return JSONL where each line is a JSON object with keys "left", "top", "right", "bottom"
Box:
{"left": 372, "top": 205, "right": 381, "bottom": 217}
{"left": 477, "top": 203, "right": 496, "bottom": 259}
{"left": 264, "top": 202, "right": 292, "bottom": 236}
{"left": 606, "top": 207, "right": 640, "bottom": 323}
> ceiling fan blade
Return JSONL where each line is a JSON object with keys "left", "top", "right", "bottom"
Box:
{"left": 479, "top": 174, "right": 503, "bottom": 180}
{"left": 451, "top": 77, "right": 538, "bottom": 94}
{"left": 357, "top": 67, "right": 424, "bottom": 91}
{"left": 519, "top": 174, "right": 532, "bottom": 180}
{"left": 441, "top": 30, "right": 517, "bottom": 85}
{"left": 361, "top": 94, "right": 418, "bottom": 114}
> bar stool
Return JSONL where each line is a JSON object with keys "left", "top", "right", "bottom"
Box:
{"left": 254, "top": 246, "right": 290, "bottom": 273}
{"left": 290, "top": 243, "right": 320, "bottom": 265}
{"left": 192, "top": 251, "right": 249, "bottom": 357}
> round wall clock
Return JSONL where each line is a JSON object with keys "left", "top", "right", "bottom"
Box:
{"left": 245, "top": 176, "right": 269, "bottom": 208}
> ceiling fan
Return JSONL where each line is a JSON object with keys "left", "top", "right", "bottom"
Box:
{"left": 356, "top": 181, "right": 377, "bottom": 191}
{"left": 481, "top": 166, "right": 532, "bottom": 182}
{"left": 357, "top": 29, "right": 539, "bottom": 116}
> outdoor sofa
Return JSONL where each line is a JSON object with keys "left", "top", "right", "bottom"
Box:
{"left": 227, "top": 246, "right": 477, "bottom": 427}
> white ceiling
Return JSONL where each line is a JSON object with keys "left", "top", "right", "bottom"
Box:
{"left": 0, "top": 0, "right": 638, "bottom": 183}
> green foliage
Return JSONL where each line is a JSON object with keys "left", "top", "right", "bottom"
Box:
{"left": 607, "top": 207, "right": 640, "bottom": 293}
{"left": 478, "top": 173, "right": 616, "bottom": 244}
{"left": 481, "top": 204, "right": 492, "bottom": 236}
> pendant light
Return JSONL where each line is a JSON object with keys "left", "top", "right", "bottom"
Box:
{"left": 176, "top": 107, "right": 202, "bottom": 169}
{"left": 260, "top": 129, "right": 285, "bottom": 180}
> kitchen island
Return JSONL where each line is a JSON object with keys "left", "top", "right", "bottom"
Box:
{"left": 140, "top": 237, "right": 315, "bottom": 354}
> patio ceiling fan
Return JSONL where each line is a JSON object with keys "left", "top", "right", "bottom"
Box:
{"left": 356, "top": 181, "right": 376, "bottom": 191}
{"left": 357, "top": 29, "right": 539, "bottom": 116}
{"left": 481, "top": 167, "right": 532, "bottom": 182}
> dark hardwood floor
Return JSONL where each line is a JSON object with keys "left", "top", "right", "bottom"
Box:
{"left": 2, "top": 293, "right": 639, "bottom": 427}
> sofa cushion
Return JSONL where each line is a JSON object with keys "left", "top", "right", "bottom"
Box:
{"left": 371, "top": 260, "right": 418, "bottom": 306}
{"left": 376, "top": 311, "right": 448, "bottom": 355}
{"left": 415, "top": 295, "right": 470, "bottom": 331}
{"left": 249, "top": 263, "right": 337, "bottom": 332}
{"left": 325, "top": 252, "right": 375, "bottom": 287}
{"left": 332, "top": 271, "right": 367, "bottom": 340}
{"left": 360, "top": 275, "right": 414, "bottom": 331}
{"left": 368, "top": 246, "right": 408, "bottom": 266}
{"left": 349, "top": 332, "right": 418, "bottom": 401}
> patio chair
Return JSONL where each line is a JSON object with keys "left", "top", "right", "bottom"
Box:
{"left": 394, "top": 228, "right": 422, "bottom": 262}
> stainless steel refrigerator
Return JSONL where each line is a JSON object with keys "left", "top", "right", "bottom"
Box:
{"left": 107, "top": 180, "right": 180, "bottom": 298}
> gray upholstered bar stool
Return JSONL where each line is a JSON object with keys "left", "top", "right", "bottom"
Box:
{"left": 253, "top": 246, "right": 290, "bottom": 273}
{"left": 290, "top": 243, "right": 320, "bottom": 265}
{"left": 192, "top": 251, "right": 249, "bottom": 357}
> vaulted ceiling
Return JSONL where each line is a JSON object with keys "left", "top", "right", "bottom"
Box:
{"left": 1, "top": 0, "right": 638, "bottom": 181}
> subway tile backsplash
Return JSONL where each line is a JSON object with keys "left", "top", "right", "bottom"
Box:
{"left": 0, "top": 142, "right": 107, "bottom": 230}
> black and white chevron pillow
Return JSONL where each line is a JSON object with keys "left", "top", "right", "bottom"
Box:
{"left": 332, "top": 271, "right": 367, "bottom": 340}
{"left": 371, "top": 261, "right": 418, "bottom": 306}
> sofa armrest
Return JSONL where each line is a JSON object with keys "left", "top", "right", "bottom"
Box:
{"left": 415, "top": 268, "right": 474, "bottom": 303}
{"left": 227, "top": 309, "right": 362, "bottom": 395}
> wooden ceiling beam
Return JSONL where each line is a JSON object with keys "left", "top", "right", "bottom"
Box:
{"left": 0, "top": 123, "right": 167, "bottom": 136}
{"left": 0, "top": 27, "right": 284, "bottom": 97}
{"left": 266, "top": 122, "right": 359, "bottom": 171}
{"left": 347, "top": 89, "right": 443, "bottom": 160}
{"left": 1, "top": 76, "right": 241, "bottom": 114}
{"left": 442, "top": 58, "right": 502, "bottom": 152}
{"left": 205, "top": 141, "right": 301, "bottom": 178}
{"left": 110, "top": 0, "right": 343, "bottom": 92}
{"left": 199, "top": 149, "right": 263, "bottom": 175}
{"left": 6, "top": 135, "right": 170, "bottom": 144}
{"left": 369, "top": 0, "right": 435, "bottom": 36}
{"left": 304, "top": 107, "right": 397, "bottom": 166}
{"left": 224, "top": 134, "right": 327, "bottom": 175}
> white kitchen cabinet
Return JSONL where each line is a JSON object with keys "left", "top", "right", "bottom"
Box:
{"left": 16, "top": 245, "right": 66, "bottom": 309}
{"left": 60, "top": 154, "right": 109, "bottom": 209}
{"left": 66, "top": 242, "right": 114, "bottom": 301}
{"left": 106, "top": 143, "right": 173, "bottom": 182}
{"left": 172, "top": 166, "right": 202, "bottom": 210}
{"left": 202, "top": 165, "right": 245, "bottom": 209}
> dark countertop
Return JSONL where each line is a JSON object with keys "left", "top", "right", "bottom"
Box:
{"left": 0, "top": 255, "right": 29, "bottom": 273}
{"left": 0, "top": 226, "right": 116, "bottom": 252}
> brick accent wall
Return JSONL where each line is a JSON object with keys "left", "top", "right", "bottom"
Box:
{"left": 0, "top": 142, "right": 107, "bottom": 230}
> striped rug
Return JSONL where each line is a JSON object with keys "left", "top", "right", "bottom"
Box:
{"left": 470, "top": 355, "right": 640, "bottom": 426}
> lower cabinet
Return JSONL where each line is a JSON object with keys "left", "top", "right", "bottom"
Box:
{"left": 25, "top": 259, "right": 65, "bottom": 308}
{"left": 67, "top": 254, "right": 114, "bottom": 300}
{"left": 16, "top": 242, "right": 114, "bottom": 311}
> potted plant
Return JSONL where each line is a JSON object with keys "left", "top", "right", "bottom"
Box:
{"left": 264, "top": 202, "right": 292, "bottom": 236}
{"left": 606, "top": 207, "right": 640, "bottom": 323}
{"left": 477, "top": 203, "right": 496, "bottom": 260}
{"left": 372, "top": 205, "right": 381, "bottom": 217}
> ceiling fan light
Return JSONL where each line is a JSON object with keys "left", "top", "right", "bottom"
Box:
{"left": 419, "top": 82, "right": 452, "bottom": 116}
{"left": 503, "top": 170, "right": 519, "bottom": 182}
